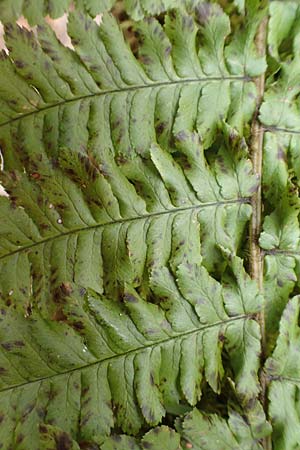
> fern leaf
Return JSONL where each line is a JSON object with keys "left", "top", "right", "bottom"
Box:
{"left": 0, "top": 260, "right": 262, "bottom": 444}
{"left": 102, "top": 426, "right": 181, "bottom": 450}
{"left": 7, "top": 0, "right": 300, "bottom": 447}
{"left": 265, "top": 297, "right": 300, "bottom": 450}
{"left": 0, "top": 5, "right": 269, "bottom": 448}
{"left": 102, "top": 405, "right": 271, "bottom": 450}
{"left": 177, "top": 406, "right": 270, "bottom": 450}
{"left": 0, "top": 0, "right": 197, "bottom": 24}
{"left": 0, "top": 0, "right": 115, "bottom": 25}
{"left": 258, "top": 1, "right": 300, "bottom": 347}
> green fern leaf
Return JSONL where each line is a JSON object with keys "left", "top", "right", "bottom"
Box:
{"left": 5, "top": 0, "right": 300, "bottom": 448}
{"left": 102, "top": 404, "right": 271, "bottom": 450}
{"left": 0, "top": 4, "right": 269, "bottom": 447}
{"left": 0, "top": 0, "right": 115, "bottom": 24}
{"left": 265, "top": 297, "right": 300, "bottom": 450}
{"left": 0, "top": 0, "right": 197, "bottom": 24}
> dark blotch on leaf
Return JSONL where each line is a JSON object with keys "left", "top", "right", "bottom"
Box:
{"left": 73, "top": 321, "right": 85, "bottom": 331}
{"left": 39, "top": 424, "right": 48, "bottom": 434}
{"left": 79, "top": 287, "right": 86, "bottom": 297}
{"left": 155, "top": 122, "right": 167, "bottom": 136}
{"left": 125, "top": 293, "right": 138, "bottom": 303}
{"left": 116, "top": 155, "right": 128, "bottom": 166}
{"left": 165, "top": 46, "right": 171, "bottom": 57}
{"left": 16, "top": 434, "right": 24, "bottom": 444}
{"left": 1, "top": 341, "right": 24, "bottom": 351}
{"left": 218, "top": 333, "right": 226, "bottom": 343}
{"left": 79, "top": 441, "right": 99, "bottom": 450}
{"left": 142, "top": 406, "right": 155, "bottom": 424}
{"left": 14, "top": 60, "right": 26, "bottom": 69}
{"left": 176, "top": 131, "right": 188, "bottom": 142}
{"left": 195, "top": 3, "right": 214, "bottom": 25}
{"left": 37, "top": 407, "right": 45, "bottom": 419}
{"left": 53, "top": 307, "right": 68, "bottom": 322}
{"left": 60, "top": 282, "right": 73, "bottom": 296}
{"left": 277, "top": 147, "right": 286, "bottom": 161}
{"left": 140, "top": 55, "right": 153, "bottom": 65}
{"left": 150, "top": 373, "right": 155, "bottom": 386}
{"left": 82, "top": 386, "right": 89, "bottom": 396}
{"left": 55, "top": 432, "right": 73, "bottom": 450}
{"left": 249, "top": 183, "right": 258, "bottom": 194}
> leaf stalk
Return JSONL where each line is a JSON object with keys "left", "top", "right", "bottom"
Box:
{"left": 250, "top": 14, "right": 272, "bottom": 450}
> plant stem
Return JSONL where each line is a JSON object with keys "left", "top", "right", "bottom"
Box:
{"left": 249, "top": 14, "right": 272, "bottom": 450}
{"left": 250, "top": 15, "right": 267, "bottom": 349}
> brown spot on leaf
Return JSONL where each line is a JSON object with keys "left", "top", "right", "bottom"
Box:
{"left": 39, "top": 424, "right": 48, "bottom": 434}
{"left": 37, "top": 407, "right": 45, "bottom": 419}
{"left": 73, "top": 321, "right": 85, "bottom": 331}
{"left": 139, "top": 55, "right": 153, "bottom": 66}
{"left": 150, "top": 373, "right": 155, "bottom": 386}
{"left": 165, "top": 46, "right": 171, "bottom": 57}
{"left": 79, "top": 287, "right": 86, "bottom": 297}
{"left": 195, "top": 3, "right": 215, "bottom": 25}
{"left": 218, "top": 333, "right": 225, "bottom": 343}
{"left": 249, "top": 183, "right": 258, "bottom": 194}
{"left": 30, "top": 172, "right": 41, "bottom": 180}
{"left": 14, "top": 60, "right": 26, "bottom": 69}
{"left": 1, "top": 341, "right": 24, "bottom": 351}
{"left": 53, "top": 307, "right": 68, "bottom": 322}
{"left": 116, "top": 155, "right": 128, "bottom": 165}
{"left": 125, "top": 293, "right": 138, "bottom": 303}
{"left": 55, "top": 432, "right": 73, "bottom": 450}
{"left": 176, "top": 131, "right": 188, "bottom": 142}
{"left": 277, "top": 147, "right": 286, "bottom": 161}
{"left": 155, "top": 122, "right": 167, "bottom": 136}
{"left": 60, "top": 283, "right": 73, "bottom": 296}
{"left": 16, "top": 434, "right": 24, "bottom": 444}
{"left": 79, "top": 441, "right": 99, "bottom": 450}
{"left": 82, "top": 386, "right": 89, "bottom": 395}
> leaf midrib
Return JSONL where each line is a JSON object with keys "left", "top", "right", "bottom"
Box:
{"left": 0, "top": 314, "right": 250, "bottom": 394}
{"left": 0, "top": 197, "right": 251, "bottom": 261}
{"left": 263, "top": 249, "right": 300, "bottom": 256}
{"left": 250, "top": 14, "right": 271, "bottom": 450}
{"left": 266, "top": 374, "right": 300, "bottom": 383}
{"left": 0, "top": 75, "right": 250, "bottom": 129}
{"left": 263, "top": 126, "right": 300, "bottom": 135}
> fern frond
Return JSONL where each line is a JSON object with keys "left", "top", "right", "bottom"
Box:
{"left": 0, "top": 5, "right": 269, "bottom": 448}
{"left": 258, "top": 1, "right": 300, "bottom": 348}
{"left": 0, "top": 0, "right": 115, "bottom": 25}
{"left": 101, "top": 405, "right": 271, "bottom": 450}
{"left": 265, "top": 296, "right": 300, "bottom": 450}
